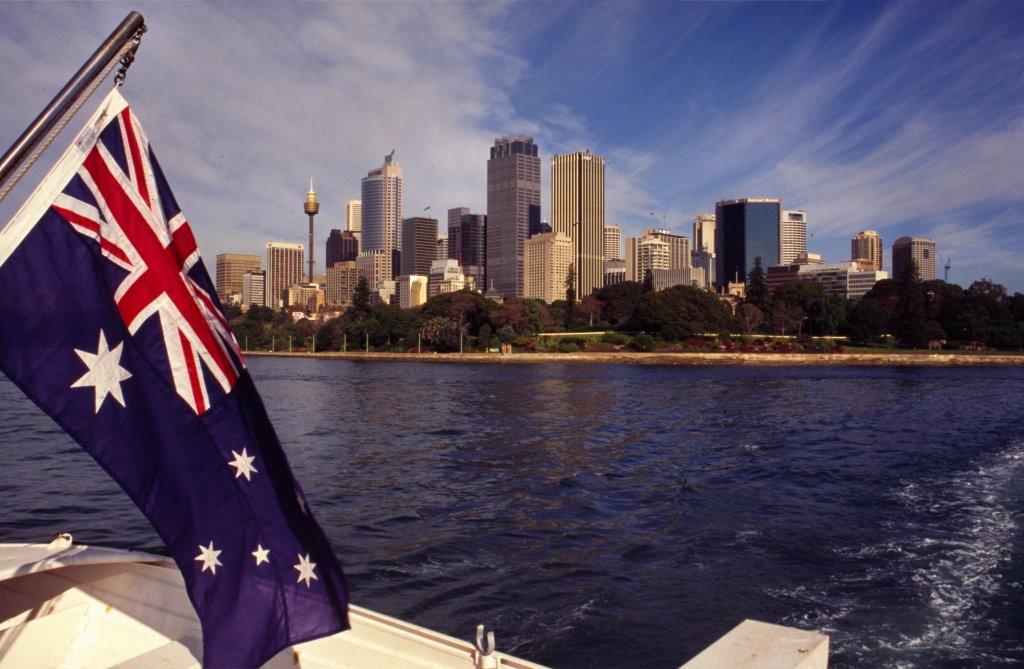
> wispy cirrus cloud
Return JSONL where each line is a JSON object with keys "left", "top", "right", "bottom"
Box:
{"left": 623, "top": 1, "right": 1024, "bottom": 287}
{"left": 1, "top": 1, "right": 1021, "bottom": 291}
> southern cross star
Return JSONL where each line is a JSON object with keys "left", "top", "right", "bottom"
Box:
{"left": 294, "top": 552, "right": 318, "bottom": 588}
{"left": 195, "top": 541, "right": 222, "bottom": 575}
{"left": 228, "top": 448, "right": 258, "bottom": 481}
{"left": 252, "top": 544, "right": 270, "bottom": 566}
{"left": 71, "top": 330, "right": 132, "bottom": 413}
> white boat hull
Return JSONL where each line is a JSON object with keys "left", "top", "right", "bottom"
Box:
{"left": 0, "top": 541, "right": 546, "bottom": 668}
{"left": 0, "top": 540, "right": 828, "bottom": 669}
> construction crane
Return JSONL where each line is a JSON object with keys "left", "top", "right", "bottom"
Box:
{"left": 938, "top": 252, "right": 952, "bottom": 282}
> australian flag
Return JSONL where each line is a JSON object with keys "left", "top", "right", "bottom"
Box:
{"left": 0, "top": 88, "right": 348, "bottom": 667}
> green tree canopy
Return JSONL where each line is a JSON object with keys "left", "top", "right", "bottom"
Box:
{"left": 745, "top": 256, "right": 769, "bottom": 311}
{"left": 892, "top": 258, "right": 929, "bottom": 347}
{"left": 419, "top": 290, "right": 493, "bottom": 336}
{"left": 596, "top": 280, "right": 644, "bottom": 330}
{"left": 349, "top": 276, "right": 372, "bottom": 322}
{"left": 634, "top": 285, "right": 733, "bottom": 340}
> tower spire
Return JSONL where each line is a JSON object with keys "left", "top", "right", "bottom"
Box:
{"left": 303, "top": 179, "right": 319, "bottom": 285}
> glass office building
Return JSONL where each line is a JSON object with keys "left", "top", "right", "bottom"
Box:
{"left": 715, "top": 198, "right": 782, "bottom": 290}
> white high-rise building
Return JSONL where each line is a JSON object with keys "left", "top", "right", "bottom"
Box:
{"left": 346, "top": 199, "right": 362, "bottom": 246}
{"left": 265, "top": 242, "right": 304, "bottom": 309}
{"left": 626, "top": 235, "right": 670, "bottom": 283}
{"left": 643, "top": 228, "right": 690, "bottom": 269}
{"left": 604, "top": 224, "right": 622, "bottom": 261}
{"left": 428, "top": 259, "right": 474, "bottom": 297}
{"left": 241, "top": 270, "right": 265, "bottom": 310}
{"left": 780, "top": 210, "right": 808, "bottom": 265}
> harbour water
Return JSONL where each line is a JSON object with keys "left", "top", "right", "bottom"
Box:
{"left": 2, "top": 358, "right": 1022, "bottom": 668}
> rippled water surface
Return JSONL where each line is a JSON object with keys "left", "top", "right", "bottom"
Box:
{"left": 2, "top": 359, "right": 1023, "bottom": 668}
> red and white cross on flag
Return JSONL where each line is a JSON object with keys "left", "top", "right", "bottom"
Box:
{"left": 49, "top": 93, "right": 241, "bottom": 414}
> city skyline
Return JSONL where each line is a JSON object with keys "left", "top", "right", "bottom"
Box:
{"left": 1, "top": 2, "right": 1022, "bottom": 292}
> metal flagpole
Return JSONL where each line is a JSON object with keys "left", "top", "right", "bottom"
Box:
{"left": 0, "top": 12, "right": 146, "bottom": 197}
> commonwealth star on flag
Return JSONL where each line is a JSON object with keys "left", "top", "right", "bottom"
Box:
{"left": 0, "top": 87, "right": 349, "bottom": 668}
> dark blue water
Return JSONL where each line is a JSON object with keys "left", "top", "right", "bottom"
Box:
{"left": 2, "top": 359, "right": 1022, "bottom": 668}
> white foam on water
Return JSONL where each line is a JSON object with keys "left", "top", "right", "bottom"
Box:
{"left": 773, "top": 439, "right": 1024, "bottom": 667}
{"left": 902, "top": 441, "right": 1024, "bottom": 656}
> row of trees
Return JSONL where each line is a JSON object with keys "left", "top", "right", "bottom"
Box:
{"left": 227, "top": 274, "right": 736, "bottom": 353}
{"left": 742, "top": 257, "right": 1024, "bottom": 349}
{"left": 226, "top": 266, "right": 1024, "bottom": 353}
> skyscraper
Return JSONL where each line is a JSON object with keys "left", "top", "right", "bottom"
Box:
{"left": 448, "top": 211, "right": 487, "bottom": 291}
{"left": 604, "top": 225, "right": 622, "bottom": 262}
{"left": 892, "top": 236, "right": 936, "bottom": 281}
{"left": 325, "top": 261, "right": 359, "bottom": 306}
{"left": 265, "top": 242, "right": 304, "bottom": 308}
{"left": 693, "top": 214, "right": 716, "bottom": 255}
{"left": 524, "top": 232, "right": 574, "bottom": 304}
{"left": 715, "top": 198, "right": 782, "bottom": 289}
{"left": 346, "top": 200, "right": 362, "bottom": 246}
{"left": 241, "top": 270, "right": 265, "bottom": 310}
{"left": 552, "top": 151, "right": 605, "bottom": 298}
{"left": 448, "top": 207, "right": 469, "bottom": 235}
{"left": 487, "top": 136, "right": 540, "bottom": 299}
{"left": 215, "top": 253, "right": 261, "bottom": 304}
{"left": 326, "top": 229, "right": 358, "bottom": 268}
{"left": 361, "top": 150, "right": 403, "bottom": 282}
{"left": 626, "top": 235, "right": 670, "bottom": 283}
{"left": 401, "top": 216, "right": 438, "bottom": 276}
{"left": 643, "top": 228, "right": 690, "bottom": 269}
{"left": 692, "top": 213, "right": 717, "bottom": 289}
{"left": 852, "top": 229, "right": 883, "bottom": 271}
{"left": 780, "top": 210, "right": 807, "bottom": 265}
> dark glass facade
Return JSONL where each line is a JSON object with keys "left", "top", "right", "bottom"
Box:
{"left": 715, "top": 199, "right": 781, "bottom": 290}
{"left": 326, "top": 229, "right": 358, "bottom": 268}
{"left": 400, "top": 217, "right": 439, "bottom": 276}
{"left": 449, "top": 213, "right": 487, "bottom": 289}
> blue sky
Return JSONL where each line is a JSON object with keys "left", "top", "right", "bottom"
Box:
{"left": 1, "top": 1, "right": 1022, "bottom": 292}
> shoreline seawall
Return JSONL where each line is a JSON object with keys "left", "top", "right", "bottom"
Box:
{"left": 242, "top": 350, "right": 1024, "bottom": 366}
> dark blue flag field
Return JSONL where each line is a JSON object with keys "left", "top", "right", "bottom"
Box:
{"left": 0, "top": 88, "right": 349, "bottom": 668}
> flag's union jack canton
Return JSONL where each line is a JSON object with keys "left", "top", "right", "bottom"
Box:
{"left": 0, "top": 89, "right": 349, "bottom": 668}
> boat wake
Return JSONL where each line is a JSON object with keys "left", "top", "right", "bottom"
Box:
{"left": 773, "top": 438, "right": 1024, "bottom": 668}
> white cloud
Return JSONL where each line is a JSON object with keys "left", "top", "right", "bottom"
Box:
{"left": 2, "top": 1, "right": 1022, "bottom": 292}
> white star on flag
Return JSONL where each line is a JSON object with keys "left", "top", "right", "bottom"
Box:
{"left": 252, "top": 544, "right": 270, "bottom": 566}
{"left": 195, "top": 541, "right": 222, "bottom": 575}
{"left": 228, "top": 448, "right": 258, "bottom": 481}
{"left": 294, "top": 553, "right": 318, "bottom": 588}
{"left": 71, "top": 330, "right": 132, "bottom": 413}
